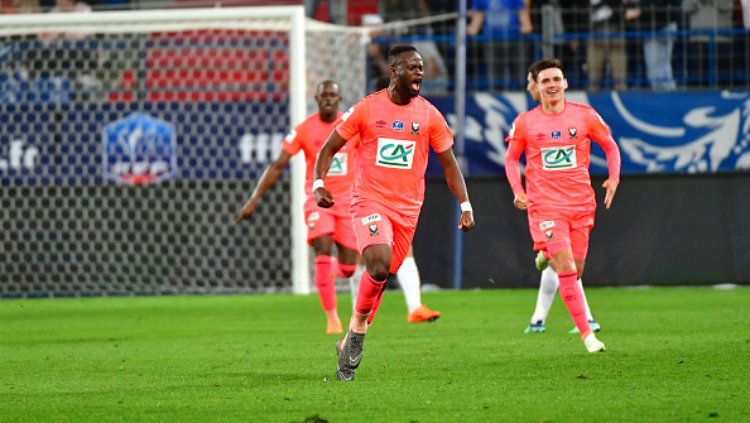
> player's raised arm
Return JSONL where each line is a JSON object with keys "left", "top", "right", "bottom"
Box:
{"left": 312, "top": 129, "right": 348, "bottom": 208}
{"left": 235, "top": 150, "right": 293, "bottom": 223}
{"left": 589, "top": 112, "right": 621, "bottom": 209}
{"left": 436, "top": 149, "right": 475, "bottom": 232}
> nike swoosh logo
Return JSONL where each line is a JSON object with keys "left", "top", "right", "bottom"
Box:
{"left": 349, "top": 354, "right": 361, "bottom": 366}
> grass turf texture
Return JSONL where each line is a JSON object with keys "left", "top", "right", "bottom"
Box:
{"left": 1, "top": 287, "right": 748, "bottom": 423}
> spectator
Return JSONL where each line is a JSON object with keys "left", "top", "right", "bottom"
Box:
{"left": 682, "top": 0, "right": 734, "bottom": 87}
{"left": 587, "top": 0, "right": 640, "bottom": 91}
{"left": 638, "top": 0, "right": 680, "bottom": 90}
{"left": 379, "top": 0, "right": 428, "bottom": 21}
{"left": 38, "top": 0, "right": 100, "bottom": 91}
{"left": 1, "top": 0, "right": 39, "bottom": 13}
{"left": 362, "top": 13, "right": 391, "bottom": 91}
{"left": 363, "top": 13, "right": 449, "bottom": 94}
{"left": 468, "top": 0, "right": 533, "bottom": 90}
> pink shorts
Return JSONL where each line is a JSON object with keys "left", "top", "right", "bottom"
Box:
{"left": 351, "top": 200, "right": 418, "bottom": 274}
{"left": 303, "top": 197, "right": 357, "bottom": 250}
{"left": 528, "top": 208, "right": 594, "bottom": 261}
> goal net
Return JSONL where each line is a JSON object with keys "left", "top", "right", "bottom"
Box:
{"left": 0, "top": 6, "right": 366, "bottom": 297}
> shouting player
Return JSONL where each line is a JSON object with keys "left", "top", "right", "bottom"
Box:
{"left": 314, "top": 45, "right": 475, "bottom": 381}
{"left": 235, "top": 80, "right": 358, "bottom": 335}
{"left": 505, "top": 59, "right": 620, "bottom": 353}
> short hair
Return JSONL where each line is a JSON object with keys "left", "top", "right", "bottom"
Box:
{"left": 387, "top": 44, "right": 418, "bottom": 67}
{"left": 316, "top": 79, "right": 339, "bottom": 94}
{"left": 529, "top": 58, "right": 564, "bottom": 82}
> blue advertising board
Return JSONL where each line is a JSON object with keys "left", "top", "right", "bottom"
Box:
{"left": 427, "top": 90, "right": 750, "bottom": 176}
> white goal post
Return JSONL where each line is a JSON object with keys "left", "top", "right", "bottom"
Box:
{"left": 0, "top": 6, "right": 366, "bottom": 297}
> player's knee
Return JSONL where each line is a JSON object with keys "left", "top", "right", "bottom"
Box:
{"left": 340, "top": 269, "right": 355, "bottom": 278}
{"left": 367, "top": 265, "right": 390, "bottom": 282}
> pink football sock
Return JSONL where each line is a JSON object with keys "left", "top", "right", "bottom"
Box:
{"left": 355, "top": 270, "right": 387, "bottom": 321}
{"left": 558, "top": 270, "right": 592, "bottom": 338}
{"left": 314, "top": 255, "right": 336, "bottom": 311}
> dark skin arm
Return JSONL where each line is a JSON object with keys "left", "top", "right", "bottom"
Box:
{"left": 313, "top": 129, "right": 347, "bottom": 208}
{"left": 235, "top": 150, "right": 292, "bottom": 223}
{"left": 437, "top": 148, "right": 475, "bottom": 232}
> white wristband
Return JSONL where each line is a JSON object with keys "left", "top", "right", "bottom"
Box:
{"left": 460, "top": 201, "right": 473, "bottom": 212}
{"left": 312, "top": 179, "right": 325, "bottom": 192}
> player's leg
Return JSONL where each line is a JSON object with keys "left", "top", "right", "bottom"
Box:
{"left": 332, "top": 210, "right": 360, "bottom": 311}
{"left": 306, "top": 208, "right": 343, "bottom": 334}
{"left": 311, "top": 234, "right": 342, "bottom": 334}
{"left": 398, "top": 245, "right": 441, "bottom": 323}
{"left": 526, "top": 263, "right": 558, "bottom": 333}
{"left": 367, "top": 212, "right": 417, "bottom": 325}
{"left": 568, "top": 223, "right": 600, "bottom": 334}
{"left": 336, "top": 205, "right": 394, "bottom": 381}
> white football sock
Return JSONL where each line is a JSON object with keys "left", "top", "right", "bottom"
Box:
{"left": 530, "top": 267, "right": 559, "bottom": 323}
{"left": 397, "top": 256, "right": 422, "bottom": 313}
{"left": 578, "top": 279, "right": 594, "bottom": 321}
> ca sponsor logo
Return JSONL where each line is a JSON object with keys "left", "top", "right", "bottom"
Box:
{"left": 376, "top": 138, "right": 415, "bottom": 169}
{"left": 328, "top": 152, "right": 348, "bottom": 176}
{"left": 539, "top": 220, "right": 555, "bottom": 230}
{"left": 541, "top": 145, "right": 577, "bottom": 170}
{"left": 360, "top": 213, "right": 382, "bottom": 225}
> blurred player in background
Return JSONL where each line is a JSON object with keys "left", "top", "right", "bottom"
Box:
{"left": 505, "top": 59, "right": 620, "bottom": 353}
{"left": 314, "top": 45, "right": 475, "bottom": 381}
{"left": 522, "top": 72, "right": 600, "bottom": 335}
{"left": 236, "top": 80, "right": 358, "bottom": 335}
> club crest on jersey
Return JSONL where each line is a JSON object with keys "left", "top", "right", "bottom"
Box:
{"left": 568, "top": 127, "right": 577, "bottom": 138}
{"left": 375, "top": 119, "right": 387, "bottom": 129}
{"left": 376, "top": 138, "right": 415, "bottom": 169}
{"left": 411, "top": 122, "right": 420, "bottom": 135}
{"left": 541, "top": 145, "right": 577, "bottom": 170}
{"left": 369, "top": 223, "right": 379, "bottom": 236}
{"left": 551, "top": 130, "right": 561, "bottom": 139}
{"left": 392, "top": 120, "right": 405, "bottom": 131}
{"left": 545, "top": 230, "right": 554, "bottom": 240}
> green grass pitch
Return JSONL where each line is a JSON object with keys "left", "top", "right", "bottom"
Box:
{"left": 1, "top": 286, "right": 748, "bottom": 422}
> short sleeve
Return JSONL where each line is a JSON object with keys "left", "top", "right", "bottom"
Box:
{"left": 505, "top": 114, "right": 527, "bottom": 147}
{"left": 428, "top": 103, "right": 454, "bottom": 153}
{"left": 335, "top": 101, "right": 367, "bottom": 142}
{"left": 281, "top": 123, "right": 303, "bottom": 156}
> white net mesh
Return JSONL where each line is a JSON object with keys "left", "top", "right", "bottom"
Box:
{"left": 0, "top": 7, "right": 366, "bottom": 298}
